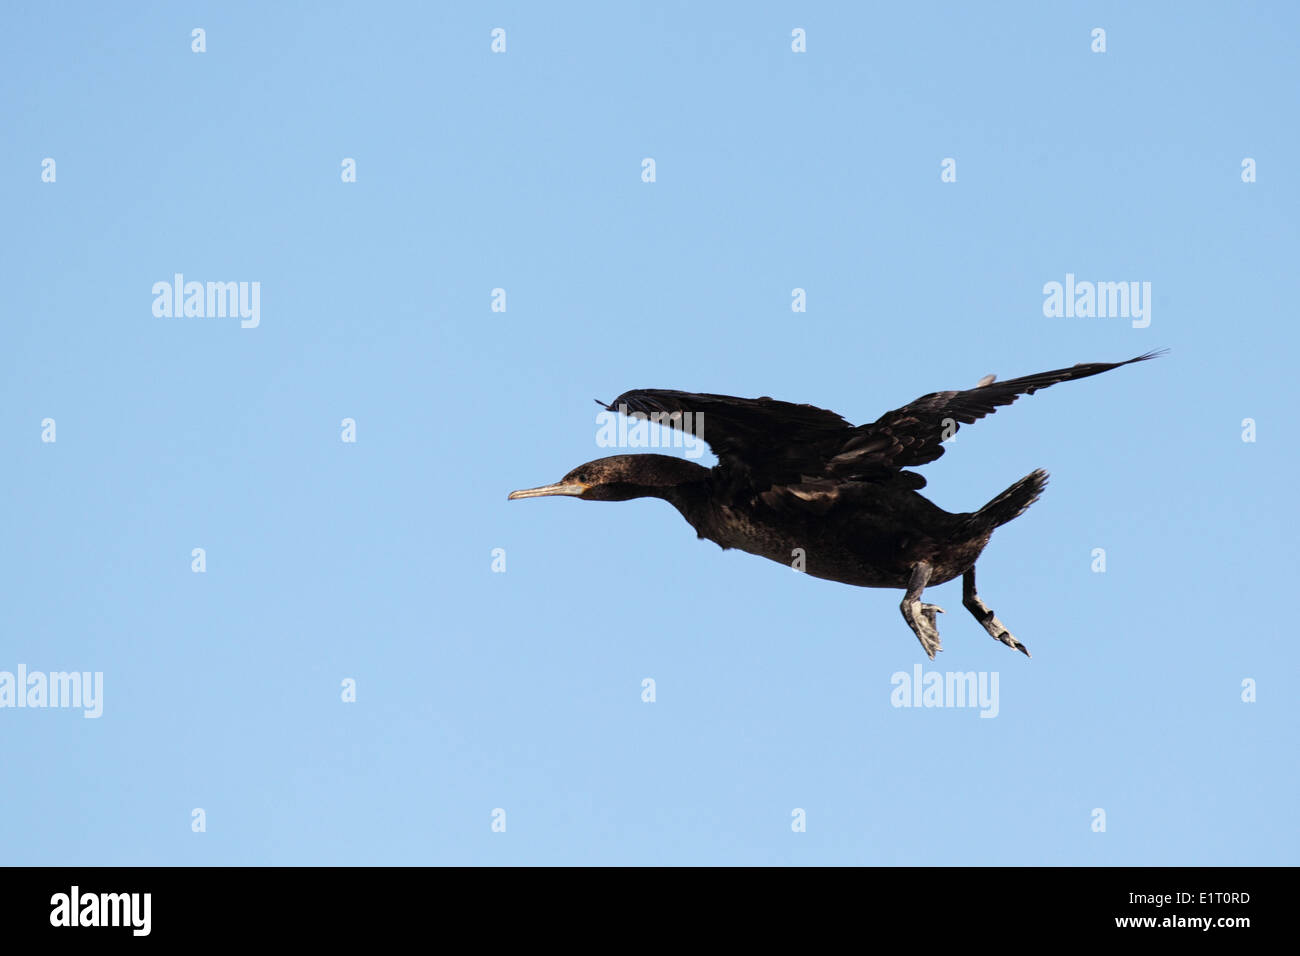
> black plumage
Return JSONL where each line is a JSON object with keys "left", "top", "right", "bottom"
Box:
{"left": 509, "top": 351, "right": 1164, "bottom": 658}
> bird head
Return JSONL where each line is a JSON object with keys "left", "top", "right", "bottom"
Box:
{"left": 508, "top": 454, "right": 707, "bottom": 502}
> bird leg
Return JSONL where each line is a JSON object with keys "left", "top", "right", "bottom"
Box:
{"left": 962, "top": 568, "right": 1030, "bottom": 658}
{"left": 900, "top": 561, "right": 945, "bottom": 660}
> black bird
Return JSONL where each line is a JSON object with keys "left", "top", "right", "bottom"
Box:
{"left": 509, "top": 351, "right": 1163, "bottom": 658}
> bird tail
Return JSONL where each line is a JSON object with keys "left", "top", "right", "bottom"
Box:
{"left": 967, "top": 469, "right": 1049, "bottom": 533}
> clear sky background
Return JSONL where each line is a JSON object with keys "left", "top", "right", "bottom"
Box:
{"left": 2, "top": 2, "right": 1296, "bottom": 865}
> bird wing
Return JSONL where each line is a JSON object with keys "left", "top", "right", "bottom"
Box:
{"left": 598, "top": 389, "right": 855, "bottom": 488}
{"left": 825, "top": 350, "right": 1166, "bottom": 474}
{"left": 601, "top": 350, "right": 1163, "bottom": 497}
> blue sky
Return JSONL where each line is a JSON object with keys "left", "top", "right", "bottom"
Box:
{"left": 2, "top": 1, "right": 1296, "bottom": 865}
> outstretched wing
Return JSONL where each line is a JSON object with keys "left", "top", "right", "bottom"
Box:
{"left": 599, "top": 389, "right": 855, "bottom": 488}
{"left": 825, "top": 350, "right": 1166, "bottom": 475}
{"left": 601, "top": 350, "right": 1164, "bottom": 497}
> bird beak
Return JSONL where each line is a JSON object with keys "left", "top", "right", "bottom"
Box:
{"left": 507, "top": 481, "right": 588, "bottom": 500}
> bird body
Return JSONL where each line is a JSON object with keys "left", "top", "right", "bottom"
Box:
{"left": 659, "top": 468, "right": 985, "bottom": 588}
{"left": 510, "top": 351, "right": 1163, "bottom": 658}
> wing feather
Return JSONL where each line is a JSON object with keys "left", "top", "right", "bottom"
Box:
{"left": 599, "top": 351, "right": 1163, "bottom": 503}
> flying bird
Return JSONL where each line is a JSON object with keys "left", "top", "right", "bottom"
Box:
{"left": 509, "top": 351, "right": 1164, "bottom": 658}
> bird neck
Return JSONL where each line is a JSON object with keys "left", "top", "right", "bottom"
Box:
{"left": 654, "top": 473, "right": 715, "bottom": 533}
{"left": 600, "top": 454, "right": 714, "bottom": 528}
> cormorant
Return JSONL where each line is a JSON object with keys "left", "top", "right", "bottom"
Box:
{"left": 509, "top": 351, "right": 1164, "bottom": 658}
